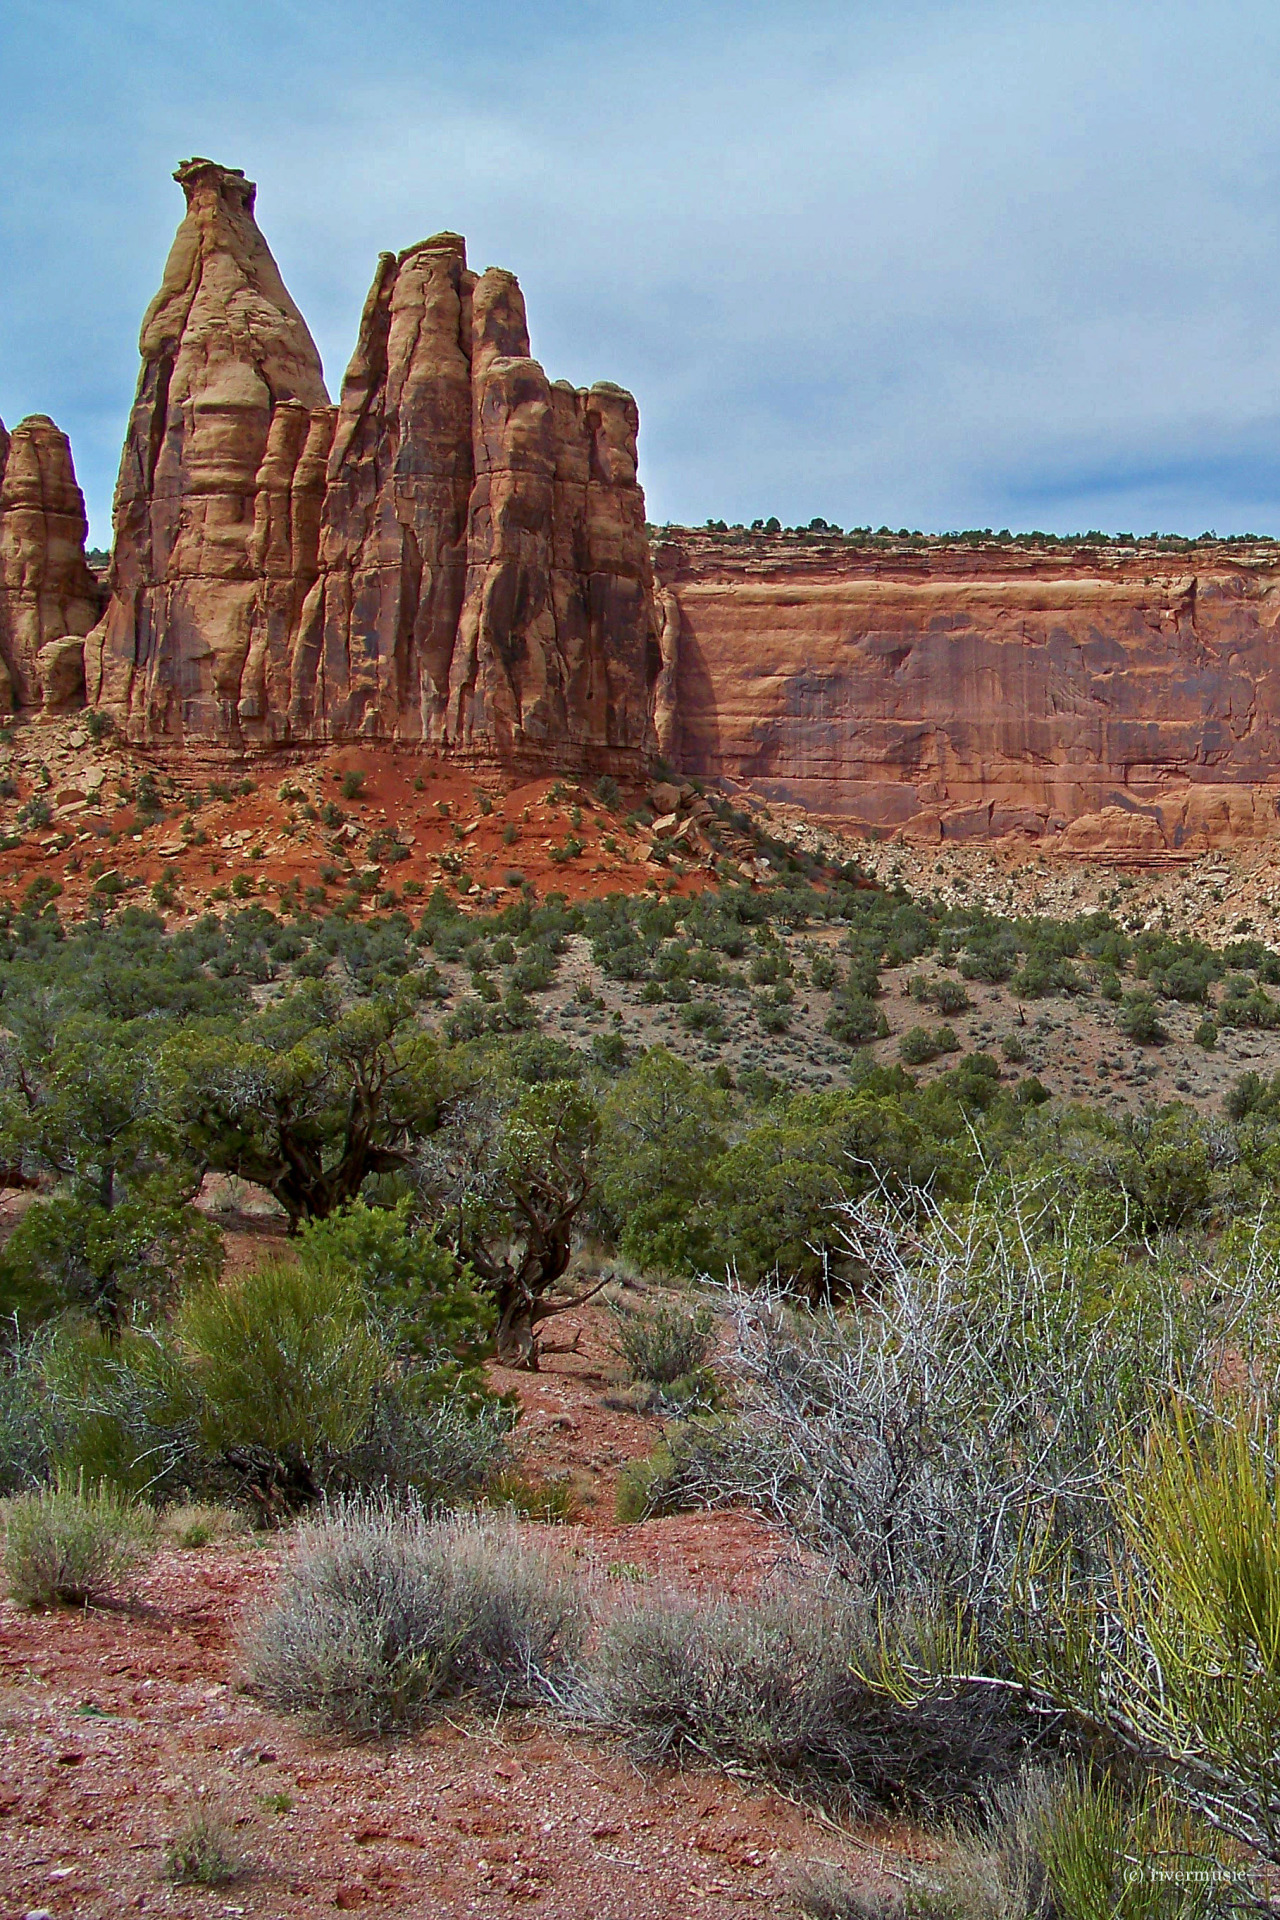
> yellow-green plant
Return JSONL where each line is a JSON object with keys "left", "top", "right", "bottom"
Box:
{"left": 1010, "top": 1403, "right": 1280, "bottom": 1864}
{"left": 178, "top": 1259, "right": 386, "bottom": 1504}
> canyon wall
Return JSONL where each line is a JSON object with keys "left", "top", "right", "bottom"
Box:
{"left": 658, "top": 534, "right": 1280, "bottom": 853}
{"left": 86, "top": 158, "right": 656, "bottom": 774}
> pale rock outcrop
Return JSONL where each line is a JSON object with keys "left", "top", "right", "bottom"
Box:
{"left": 36, "top": 636, "right": 88, "bottom": 713}
{"left": 0, "top": 416, "right": 99, "bottom": 710}
{"left": 87, "top": 158, "right": 333, "bottom": 740}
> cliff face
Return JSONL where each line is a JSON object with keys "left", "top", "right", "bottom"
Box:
{"left": 658, "top": 535, "right": 1280, "bottom": 852}
{"left": 0, "top": 416, "right": 101, "bottom": 711}
{"left": 89, "top": 159, "right": 656, "bottom": 772}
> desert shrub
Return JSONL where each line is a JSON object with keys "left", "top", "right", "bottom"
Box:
{"left": 41, "top": 1322, "right": 200, "bottom": 1499}
{"left": 340, "top": 769, "right": 366, "bottom": 800}
{"left": 334, "top": 1377, "right": 512, "bottom": 1506}
{"left": 160, "top": 1503, "right": 249, "bottom": 1550}
{"left": 845, "top": 1766, "right": 1235, "bottom": 1920}
{"left": 786, "top": 1861, "right": 897, "bottom": 1920}
{"left": 899, "top": 1024, "right": 960, "bottom": 1066}
{"left": 999, "top": 1032, "right": 1028, "bottom": 1064}
{"left": 178, "top": 1259, "right": 387, "bottom": 1508}
{"left": 589, "top": 1589, "right": 1022, "bottom": 1816}
{"left": 244, "top": 1505, "right": 584, "bottom": 1735}
{"left": 613, "top": 1416, "right": 767, "bottom": 1523}
{"left": 1006, "top": 1407, "right": 1280, "bottom": 1865}
{"left": 162, "top": 1812, "right": 244, "bottom": 1886}
{"left": 825, "top": 995, "right": 887, "bottom": 1046}
{"left": 696, "top": 1182, "right": 1267, "bottom": 1613}
{"left": 615, "top": 1446, "right": 689, "bottom": 1523}
{"left": 932, "top": 979, "right": 972, "bottom": 1017}
{"left": 1218, "top": 981, "right": 1280, "bottom": 1030}
{"left": 1012, "top": 947, "right": 1085, "bottom": 998}
{"left": 611, "top": 1296, "right": 715, "bottom": 1385}
{"left": 3, "top": 1481, "right": 156, "bottom": 1608}
{"left": 1116, "top": 989, "right": 1166, "bottom": 1045}
{"left": 0, "top": 1339, "right": 50, "bottom": 1493}
{"left": 1193, "top": 1017, "right": 1218, "bottom": 1050}
{"left": 678, "top": 998, "right": 726, "bottom": 1038}
{"left": 485, "top": 1468, "right": 580, "bottom": 1523}
{"left": 1031, "top": 1770, "right": 1238, "bottom": 1919}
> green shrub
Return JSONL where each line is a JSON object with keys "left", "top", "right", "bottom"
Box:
{"left": 295, "top": 1198, "right": 492, "bottom": 1377}
{"left": 3, "top": 1482, "right": 156, "bottom": 1608}
{"left": 1116, "top": 990, "right": 1166, "bottom": 1045}
{"left": 244, "top": 1505, "right": 584, "bottom": 1735}
{"left": 1219, "top": 982, "right": 1280, "bottom": 1030}
{"left": 340, "top": 770, "right": 366, "bottom": 801}
{"left": 485, "top": 1469, "right": 581, "bottom": 1523}
{"left": 1193, "top": 1017, "right": 1218, "bottom": 1050}
{"left": 162, "top": 1811, "right": 244, "bottom": 1886}
{"left": 932, "top": 978, "right": 971, "bottom": 1017}
{"left": 824, "top": 996, "right": 887, "bottom": 1046}
{"left": 899, "top": 1024, "right": 960, "bottom": 1066}
{"left": 178, "top": 1259, "right": 386, "bottom": 1506}
{"left": 611, "top": 1296, "right": 714, "bottom": 1385}
{"left": 678, "top": 998, "right": 726, "bottom": 1039}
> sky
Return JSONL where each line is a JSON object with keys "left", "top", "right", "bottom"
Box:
{"left": 5, "top": 0, "right": 1280, "bottom": 545}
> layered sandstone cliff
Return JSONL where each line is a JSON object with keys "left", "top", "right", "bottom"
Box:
{"left": 657, "top": 533, "right": 1280, "bottom": 852}
{"left": 88, "top": 159, "right": 656, "bottom": 772}
{"left": 0, "top": 416, "right": 101, "bottom": 712}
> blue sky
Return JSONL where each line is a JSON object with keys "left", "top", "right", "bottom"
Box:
{"left": 6, "top": 0, "right": 1280, "bottom": 543}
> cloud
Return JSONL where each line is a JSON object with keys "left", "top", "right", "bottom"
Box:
{"left": 5, "top": 0, "right": 1280, "bottom": 542}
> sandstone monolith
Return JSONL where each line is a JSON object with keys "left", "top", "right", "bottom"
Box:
{"left": 0, "top": 415, "right": 100, "bottom": 710}
{"left": 86, "top": 158, "right": 333, "bottom": 740}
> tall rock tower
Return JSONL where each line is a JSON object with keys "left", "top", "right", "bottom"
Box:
{"left": 0, "top": 416, "right": 101, "bottom": 711}
{"left": 87, "top": 159, "right": 334, "bottom": 740}
{"left": 90, "top": 159, "right": 657, "bottom": 773}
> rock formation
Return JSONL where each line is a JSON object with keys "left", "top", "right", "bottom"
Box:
{"left": 0, "top": 416, "right": 100, "bottom": 711}
{"left": 86, "top": 158, "right": 334, "bottom": 740}
{"left": 89, "top": 158, "right": 657, "bottom": 773}
{"left": 658, "top": 533, "right": 1280, "bottom": 851}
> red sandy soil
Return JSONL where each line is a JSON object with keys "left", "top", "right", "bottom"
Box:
{"left": 0, "top": 1297, "right": 926, "bottom": 1920}
{"left": 0, "top": 721, "right": 718, "bottom": 921}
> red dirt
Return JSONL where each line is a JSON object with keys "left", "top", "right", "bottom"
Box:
{"left": 0, "top": 1292, "right": 927, "bottom": 1919}
{"left": 0, "top": 723, "right": 718, "bottom": 921}
{"left": 0, "top": 1539, "right": 915, "bottom": 1920}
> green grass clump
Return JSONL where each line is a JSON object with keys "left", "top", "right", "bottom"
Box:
{"left": 3, "top": 1482, "right": 155, "bottom": 1608}
{"left": 162, "top": 1811, "right": 244, "bottom": 1886}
